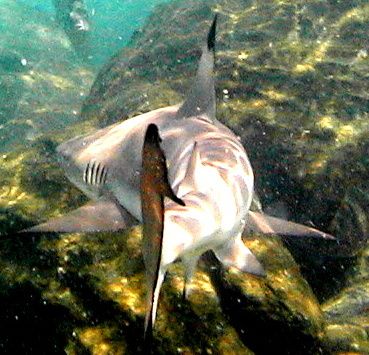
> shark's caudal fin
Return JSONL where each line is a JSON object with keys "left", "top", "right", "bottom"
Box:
{"left": 140, "top": 124, "right": 185, "bottom": 350}
{"left": 21, "top": 197, "right": 137, "bottom": 233}
{"left": 176, "top": 15, "right": 217, "bottom": 121}
{"left": 245, "top": 211, "right": 335, "bottom": 239}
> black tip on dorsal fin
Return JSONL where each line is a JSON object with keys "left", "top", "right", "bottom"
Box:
{"left": 145, "top": 123, "right": 162, "bottom": 144}
{"left": 176, "top": 15, "right": 218, "bottom": 122}
{"left": 207, "top": 14, "right": 217, "bottom": 52}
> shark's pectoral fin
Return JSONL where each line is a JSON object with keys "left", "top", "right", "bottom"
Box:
{"left": 246, "top": 211, "right": 334, "bottom": 239}
{"left": 214, "top": 235, "right": 265, "bottom": 276}
{"left": 22, "top": 198, "right": 138, "bottom": 233}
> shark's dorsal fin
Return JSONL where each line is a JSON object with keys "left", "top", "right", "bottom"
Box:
{"left": 176, "top": 15, "right": 217, "bottom": 122}
{"left": 21, "top": 197, "right": 137, "bottom": 233}
{"left": 140, "top": 124, "right": 185, "bottom": 351}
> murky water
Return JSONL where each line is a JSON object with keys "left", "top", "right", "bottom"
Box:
{"left": 1, "top": 0, "right": 369, "bottom": 354}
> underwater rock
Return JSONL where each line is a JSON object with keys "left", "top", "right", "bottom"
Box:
{"left": 318, "top": 241, "right": 369, "bottom": 353}
{"left": 0, "top": 0, "right": 95, "bottom": 152}
{"left": 53, "top": 0, "right": 91, "bottom": 56}
{"left": 206, "top": 236, "right": 326, "bottom": 354}
{"left": 0, "top": 51, "right": 30, "bottom": 74}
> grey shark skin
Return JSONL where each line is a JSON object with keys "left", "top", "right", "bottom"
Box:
{"left": 25, "top": 14, "right": 334, "bottom": 344}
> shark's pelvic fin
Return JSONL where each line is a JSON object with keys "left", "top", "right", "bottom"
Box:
{"left": 246, "top": 211, "right": 335, "bottom": 239}
{"left": 21, "top": 197, "right": 137, "bottom": 233}
{"left": 141, "top": 124, "right": 184, "bottom": 348}
{"left": 181, "top": 255, "right": 200, "bottom": 300}
{"left": 214, "top": 234, "right": 265, "bottom": 276}
{"left": 176, "top": 15, "right": 217, "bottom": 121}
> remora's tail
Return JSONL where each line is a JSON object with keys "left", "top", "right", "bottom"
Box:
{"left": 245, "top": 211, "right": 334, "bottom": 239}
{"left": 176, "top": 15, "right": 217, "bottom": 122}
{"left": 140, "top": 124, "right": 184, "bottom": 352}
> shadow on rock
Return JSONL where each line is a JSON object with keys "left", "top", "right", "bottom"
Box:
{"left": 204, "top": 250, "right": 326, "bottom": 355}
{"left": 0, "top": 280, "right": 78, "bottom": 354}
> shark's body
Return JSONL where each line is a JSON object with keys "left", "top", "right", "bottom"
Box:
{"left": 27, "top": 16, "right": 333, "bottom": 347}
{"left": 58, "top": 103, "right": 259, "bottom": 265}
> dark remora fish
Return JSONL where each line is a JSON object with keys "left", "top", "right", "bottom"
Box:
{"left": 140, "top": 123, "right": 184, "bottom": 351}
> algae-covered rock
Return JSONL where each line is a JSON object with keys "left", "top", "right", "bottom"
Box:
{"left": 206, "top": 236, "right": 326, "bottom": 354}
{"left": 0, "top": 0, "right": 95, "bottom": 152}
{"left": 319, "top": 244, "right": 369, "bottom": 354}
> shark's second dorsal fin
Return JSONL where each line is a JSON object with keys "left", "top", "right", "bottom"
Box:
{"left": 176, "top": 15, "right": 217, "bottom": 122}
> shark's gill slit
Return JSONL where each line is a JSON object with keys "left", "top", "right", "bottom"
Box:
{"left": 83, "top": 161, "right": 89, "bottom": 183}
{"left": 94, "top": 162, "right": 101, "bottom": 185}
{"left": 83, "top": 160, "right": 107, "bottom": 186}
{"left": 101, "top": 166, "right": 108, "bottom": 184}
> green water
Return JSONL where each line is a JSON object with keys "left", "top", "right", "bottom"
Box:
{"left": 1, "top": 0, "right": 369, "bottom": 354}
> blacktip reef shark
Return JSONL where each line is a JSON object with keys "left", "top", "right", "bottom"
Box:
{"left": 24, "top": 15, "right": 333, "bottom": 350}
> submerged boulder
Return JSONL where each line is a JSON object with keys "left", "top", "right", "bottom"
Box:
{"left": 0, "top": 0, "right": 95, "bottom": 152}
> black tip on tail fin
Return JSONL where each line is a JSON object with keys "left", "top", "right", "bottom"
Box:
{"left": 207, "top": 14, "right": 218, "bottom": 52}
